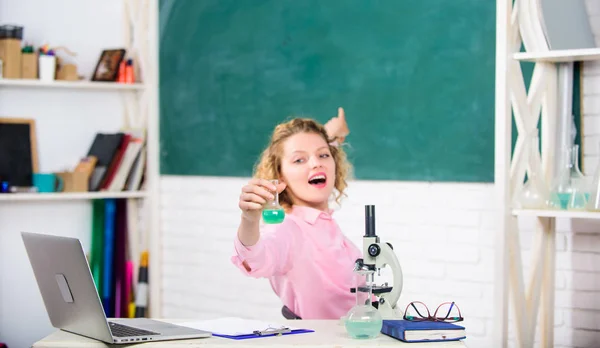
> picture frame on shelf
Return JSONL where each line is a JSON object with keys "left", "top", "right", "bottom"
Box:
{"left": 91, "top": 48, "right": 126, "bottom": 81}
{"left": 0, "top": 117, "right": 39, "bottom": 187}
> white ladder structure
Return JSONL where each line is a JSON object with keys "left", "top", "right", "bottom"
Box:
{"left": 495, "top": 0, "right": 600, "bottom": 347}
{"left": 120, "top": 0, "right": 161, "bottom": 318}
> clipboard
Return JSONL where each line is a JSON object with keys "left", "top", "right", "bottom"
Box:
{"left": 216, "top": 326, "right": 314, "bottom": 340}
{"left": 179, "top": 317, "right": 314, "bottom": 340}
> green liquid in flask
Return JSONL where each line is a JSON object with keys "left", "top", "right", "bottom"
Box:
{"left": 262, "top": 209, "right": 285, "bottom": 224}
{"left": 557, "top": 192, "right": 590, "bottom": 209}
{"left": 345, "top": 318, "right": 382, "bottom": 339}
{"left": 557, "top": 193, "right": 570, "bottom": 209}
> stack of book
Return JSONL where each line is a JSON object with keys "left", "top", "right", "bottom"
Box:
{"left": 85, "top": 130, "right": 146, "bottom": 192}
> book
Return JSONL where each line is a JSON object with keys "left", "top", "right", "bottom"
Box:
{"left": 125, "top": 146, "right": 145, "bottom": 191}
{"left": 86, "top": 133, "right": 124, "bottom": 191}
{"left": 381, "top": 320, "right": 466, "bottom": 343}
{"left": 106, "top": 136, "right": 144, "bottom": 191}
{"left": 100, "top": 133, "right": 131, "bottom": 190}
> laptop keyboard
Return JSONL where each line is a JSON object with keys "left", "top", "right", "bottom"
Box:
{"left": 109, "top": 321, "right": 160, "bottom": 337}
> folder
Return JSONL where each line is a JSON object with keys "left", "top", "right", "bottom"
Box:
{"left": 101, "top": 199, "right": 116, "bottom": 317}
{"left": 90, "top": 199, "right": 105, "bottom": 294}
{"left": 178, "top": 317, "right": 314, "bottom": 340}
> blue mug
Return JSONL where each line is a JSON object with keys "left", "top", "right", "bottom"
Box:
{"left": 33, "top": 173, "right": 64, "bottom": 193}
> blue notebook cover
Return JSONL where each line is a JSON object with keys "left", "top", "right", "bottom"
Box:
{"left": 381, "top": 320, "right": 466, "bottom": 343}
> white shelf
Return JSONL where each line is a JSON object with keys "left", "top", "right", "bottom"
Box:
{"left": 512, "top": 209, "right": 600, "bottom": 219}
{"left": 0, "top": 191, "right": 147, "bottom": 202}
{"left": 0, "top": 78, "right": 144, "bottom": 91}
{"left": 513, "top": 48, "right": 600, "bottom": 62}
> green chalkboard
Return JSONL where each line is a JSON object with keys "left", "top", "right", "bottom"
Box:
{"left": 159, "top": 0, "right": 497, "bottom": 181}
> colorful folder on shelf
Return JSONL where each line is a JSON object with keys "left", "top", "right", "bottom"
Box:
{"left": 90, "top": 199, "right": 105, "bottom": 294}
{"left": 102, "top": 199, "right": 116, "bottom": 317}
{"left": 113, "top": 199, "right": 128, "bottom": 318}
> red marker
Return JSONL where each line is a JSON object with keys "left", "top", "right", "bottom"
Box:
{"left": 125, "top": 59, "right": 134, "bottom": 84}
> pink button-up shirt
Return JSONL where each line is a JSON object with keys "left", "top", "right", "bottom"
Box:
{"left": 231, "top": 205, "right": 362, "bottom": 320}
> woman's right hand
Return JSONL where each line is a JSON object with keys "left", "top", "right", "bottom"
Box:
{"left": 238, "top": 178, "right": 287, "bottom": 222}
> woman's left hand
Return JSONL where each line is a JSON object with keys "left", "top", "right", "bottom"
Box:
{"left": 324, "top": 107, "right": 349, "bottom": 143}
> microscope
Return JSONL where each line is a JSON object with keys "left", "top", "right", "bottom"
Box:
{"left": 352, "top": 205, "right": 404, "bottom": 319}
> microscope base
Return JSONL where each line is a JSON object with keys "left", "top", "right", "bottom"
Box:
{"left": 377, "top": 302, "right": 404, "bottom": 320}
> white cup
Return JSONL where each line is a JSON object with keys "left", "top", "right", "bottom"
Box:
{"left": 38, "top": 55, "right": 56, "bottom": 82}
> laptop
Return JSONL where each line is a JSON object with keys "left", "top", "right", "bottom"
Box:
{"left": 21, "top": 231, "right": 212, "bottom": 344}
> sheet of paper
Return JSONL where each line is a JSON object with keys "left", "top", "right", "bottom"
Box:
{"left": 179, "top": 317, "right": 303, "bottom": 336}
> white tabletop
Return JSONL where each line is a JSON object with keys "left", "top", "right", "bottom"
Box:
{"left": 33, "top": 319, "right": 466, "bottom": 347}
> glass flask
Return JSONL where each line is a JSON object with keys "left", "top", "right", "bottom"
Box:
{"left": 587, "top": 142, "right": 600, "bottom": 211}
{"left": 262, "top": 179, "right": 285, "bottom": 224}
{"left": 550, "top": 145, "right": 587, "bottom": 210}
{"left": 344, "top": 269, "right": 382, "bottom": 339}
{"left": 567, "top": 145, "right": 589, "bottom": 210}
{"left": 513, "top": 134, "right": 550, "bottom": 209}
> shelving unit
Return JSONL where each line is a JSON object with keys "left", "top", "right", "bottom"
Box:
{"left": 0, "top": 78, "right": 145, "bottom": 90}
{"left": 0, "top": 191, "right": 148, "bottom": 201}
{"left": 512, "top": 209, "right": 600, "bottom": 219}
{"left": 495, "top": 0, "right": 600, "bottom": 347}
{"left": 0, "top": 0, "right": 160, "bottom": 319}
{"left": 513, "top": 47, "right": 600, "bottom": 62}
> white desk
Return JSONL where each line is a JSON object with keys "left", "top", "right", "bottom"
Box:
{"left": 33, "top": 320, "right": 466, "bottom": 347}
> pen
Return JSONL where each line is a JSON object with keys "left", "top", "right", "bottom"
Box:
{"left": 252, "top": 327, "right": 291, "bottom": 336}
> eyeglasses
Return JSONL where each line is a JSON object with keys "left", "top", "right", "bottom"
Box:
{"left": 403, "top": 301, "right": 463, "bottom": 323}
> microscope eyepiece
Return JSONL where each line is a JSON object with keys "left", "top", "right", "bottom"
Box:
{"left": 365, "top": 205, "right": 376, "bottom": 237}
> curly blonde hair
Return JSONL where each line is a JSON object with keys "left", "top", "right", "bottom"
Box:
{"left": 253, "top": 118, "right": 352, "bottom": 211}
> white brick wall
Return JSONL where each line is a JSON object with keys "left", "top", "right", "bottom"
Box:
{"left": 159, "top": 178, "right": 600, "bottom": 348}
{"left": 158, "top": 3, "right": 600, "bottom": 348}
{"left": 160, "top": 178, "right": 497, "bottom": 347}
